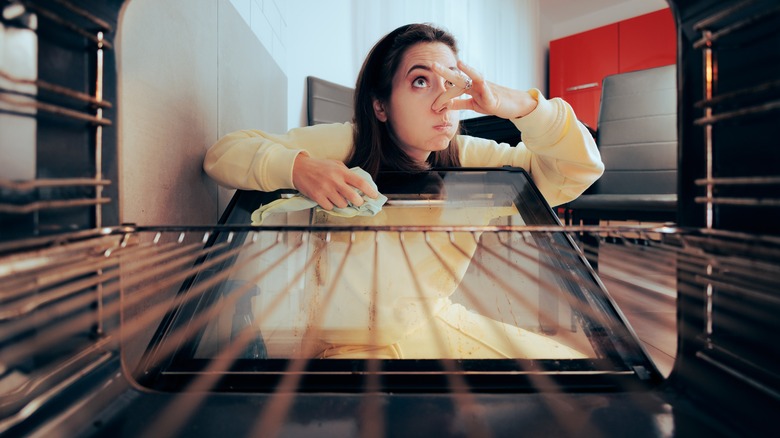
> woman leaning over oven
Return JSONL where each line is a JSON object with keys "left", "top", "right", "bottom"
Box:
{"left": 203, "top": 23, "right": 604, "bottom": 360}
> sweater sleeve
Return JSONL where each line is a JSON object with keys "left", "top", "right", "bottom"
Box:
{"left": 203, "top": 123, "right": 354, "bottom": 191}
{"left": 459, "top": 89, "right": 604, "bottom": 207}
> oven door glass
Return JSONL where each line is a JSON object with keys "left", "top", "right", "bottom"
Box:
{"left": 128, "top": 168, "right": 659, "bottom": 392}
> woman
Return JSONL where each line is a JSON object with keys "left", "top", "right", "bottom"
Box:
{"left": 204, "top": 23, "right": 603, "bottom": 210}
{"left": 204, "top": 24, "right": 603, "bottom": 359}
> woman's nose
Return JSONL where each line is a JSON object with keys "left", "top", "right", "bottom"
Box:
{"left": 432, "top": 91, "right": 456, "bottom": 113}
{"left": 432, "top": 82, "right": 455, "bottom": 112}
{"left": 433, "top": 95, "right": 452, "bottom": 113}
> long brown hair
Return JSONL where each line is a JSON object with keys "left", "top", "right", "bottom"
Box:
{"left": 348, "top": 23, "right": 462, "bottom": 178}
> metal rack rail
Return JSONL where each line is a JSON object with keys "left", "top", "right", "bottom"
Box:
{"left": 690, "top": 0, "right": 780, "bottom": 224}
{"left": 0, "top": 0, "right": 116, "bottom": 236}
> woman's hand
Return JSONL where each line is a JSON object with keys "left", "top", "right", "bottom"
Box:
{"left": 431, "top": 61, "right": 538, "bottom": 120}
{"left": 292, "top": 154, "right": 379, "bottom": 210}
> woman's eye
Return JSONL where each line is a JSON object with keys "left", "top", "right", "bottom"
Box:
{"left": 412, "top": 77, "right": 428, "bottom": 88}
{"left": 445, "top": 80, "right": 455, "bottom": 88}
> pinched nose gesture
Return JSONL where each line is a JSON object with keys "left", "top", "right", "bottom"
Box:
{"left": 431, "top": 60, "right": 538, "bottom": 120}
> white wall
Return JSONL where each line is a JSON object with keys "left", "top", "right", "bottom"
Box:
{"left": 228, "top": 0, "right": 289, "bottom": 68}
{"left": 228, "top": 0, "right": 354, "bottom": 130}
{"left": 548, "top": 0, "right": 668, "bottom": 41}
{"left": 286, "top": 0, "right": 353, "bottom": 129}
{"left": 119, "top": 0, "right": 287, "bottom": 224}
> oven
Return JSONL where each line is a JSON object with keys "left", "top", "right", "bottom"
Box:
{"left": 1, "top": 0, "right": 779, "bottom": 437}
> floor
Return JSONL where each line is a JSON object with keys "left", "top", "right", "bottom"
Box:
{"left": 592, "top": 239, "right": 678, "bottom": 377}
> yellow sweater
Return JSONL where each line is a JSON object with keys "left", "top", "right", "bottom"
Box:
{"left": 203, "top": 89, "right": 604, "bottom": 208}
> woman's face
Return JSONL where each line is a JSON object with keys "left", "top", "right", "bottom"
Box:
{"left": 373, "top": 42, "right": 461, "bottom": 162}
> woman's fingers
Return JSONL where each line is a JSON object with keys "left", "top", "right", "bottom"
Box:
{"left": 314, "top": 196, "right": 335, "bottom": 211}
{"left": 430, "top": 61, "right": 492, "bottom": 112}
{"left": 292, "top": 155, "right": 381, "bottom": 210}
{"left": 437, "top": 60, "right": 505, "bottom": 116}
{"left": 431, "top": 62, "right": 473, "bottom": 110}
{"left": 336, "top": 171, "right": 382, "bottom": 208}
{"left": 432, "top": 86, "right": 464, "bottom": 111}
{"left": 457, "top": 60, "right": 537, "bottom": 119}
{"left": 337, "top": 184, "right": 365, "bottom": 207}
{"left": 457, "top": 60, "right": 483, "bottom": 84}
{"left": 345, "top": 172, "right": 380, "bottom": 199}
{"left": 433, "top": 62, "right": 472, "bottom": 88}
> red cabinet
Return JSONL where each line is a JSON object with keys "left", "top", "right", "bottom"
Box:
{"left": 549, "top": 24, "right": 618, "bottom": 129}
{"left": 549, "top": 8, "right": 676, "bottom": 128}
{"left": 619, "top": 9, "right": 677, "bottom": 72}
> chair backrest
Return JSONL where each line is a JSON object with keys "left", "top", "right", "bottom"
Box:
{"left": 593, "top": 65, "right": 677, "bottom": 195}
{"left": 460, "top": 114, "right": 522, "bottom": 145}
{"left": 306, "top": 76, "right": 354, "bottom": 126}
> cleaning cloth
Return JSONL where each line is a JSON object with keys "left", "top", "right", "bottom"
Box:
{"left": 251, "top": 167, "right": 388, "bottom": 225}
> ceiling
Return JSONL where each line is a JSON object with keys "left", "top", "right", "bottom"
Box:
{"left": 540, "top": 0, "right": 634, "bottom": 23}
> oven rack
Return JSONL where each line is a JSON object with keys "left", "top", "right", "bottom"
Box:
{"left": 2, "top": 223, "right": 779, "bottom": 435}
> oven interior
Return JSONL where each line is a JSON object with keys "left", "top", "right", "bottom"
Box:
{"left": 2, "top": 0, "right": 780, "bottom": 437}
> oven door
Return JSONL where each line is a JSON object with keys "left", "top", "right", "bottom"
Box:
{"left": 130, "top": 168, "right": 661, "bottom": 394}
{"left": 6, "top": 168, "right": 738, "bottom": 437}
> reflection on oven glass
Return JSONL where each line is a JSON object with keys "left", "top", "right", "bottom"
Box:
{"left": 186, "top": 171, "right": 599, "bottom": 362}
{"left": 120, "top": 169, "right": 648, "bottom": 395}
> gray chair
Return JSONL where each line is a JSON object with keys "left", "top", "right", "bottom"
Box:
{"left": 306, "top": 76, "right": 354, "bottom": 126}
{"left": 568, "top": 65, "right": 678, "bottom": 225}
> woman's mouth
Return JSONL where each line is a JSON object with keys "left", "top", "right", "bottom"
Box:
{"left": 433, "top": 122, "right": 452, "bottom": 132}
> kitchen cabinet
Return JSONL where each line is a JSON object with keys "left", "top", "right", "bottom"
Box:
{"left": 619, "top": 9, "right": 677, "bottom": 72}
{"left": 549, "top": 8, "right": 676, "bottom": 128}
{"left": 549, "top": 24, "right": 618, "bottom": 129}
